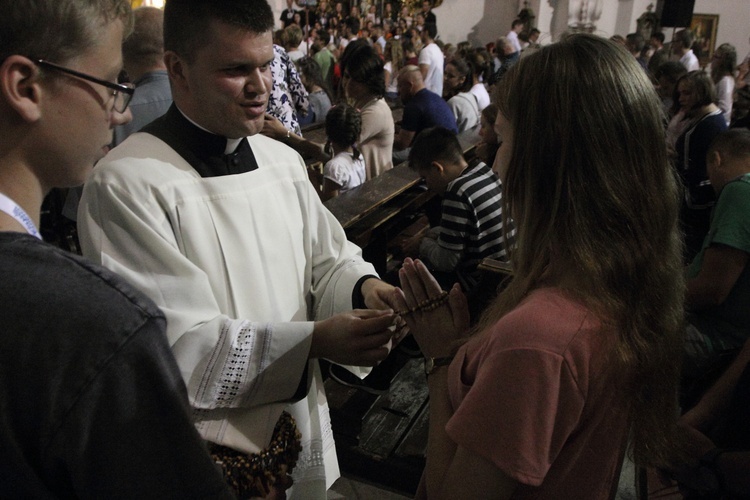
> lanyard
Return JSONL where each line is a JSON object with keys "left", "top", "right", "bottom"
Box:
{"left": 0, "top": 192, "right": 42, "bottom": 240}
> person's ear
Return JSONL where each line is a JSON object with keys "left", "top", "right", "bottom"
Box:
{"left": 164, "top": 51, "right": 188, "bottom": 91}
{"left": 0, "top": 56, "right": 43, "bottom": 122}
{"left": 431, "top": 160, "right": 445, "bottom": 175}
{"left": 707, "top": 150, "right": 721, "bottom": 170}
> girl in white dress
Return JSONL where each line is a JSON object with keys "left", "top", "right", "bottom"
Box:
{"left": 321, "top": 104, "right": 366, "bottom": 200}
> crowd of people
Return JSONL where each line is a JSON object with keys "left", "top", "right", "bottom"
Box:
{"left": 2, "top": 0, "right": 750, "bottom": 498}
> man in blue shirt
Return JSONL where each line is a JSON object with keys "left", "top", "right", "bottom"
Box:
{"left": 113, "top": 6, "right": 172, "bottom": 146}
{"left": 393, "top": 65, "right": 456, "bottom": 164}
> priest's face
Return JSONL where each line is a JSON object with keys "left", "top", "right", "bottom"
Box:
{"left": 170, "top": 19, "right": 274, "bottom": 139}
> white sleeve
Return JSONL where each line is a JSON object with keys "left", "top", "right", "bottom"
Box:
{"left": 447, "top": 97, "right": 467, "bottom": 132}
{"left": 323, "top": 157, "right": 349, "bottom": 187}
{"left": 716, "top": 77, "right": 734, "bottom": 126}
{"left": 418, "top": 48, "right": 430, "bottom": 66}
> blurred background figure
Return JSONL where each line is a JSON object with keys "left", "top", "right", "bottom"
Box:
{"left": 113, "top": 6, "right": 171, "bottom": 146}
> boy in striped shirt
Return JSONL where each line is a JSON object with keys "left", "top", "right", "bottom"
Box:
{"left": 405, "top": 127, "right": 514, "bottom": 292}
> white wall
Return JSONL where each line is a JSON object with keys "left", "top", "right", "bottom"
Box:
{"left": 435, "top": 0, "right": 519, "bottom": 48}
{"left": 692, "top": 0, "right": 749, "bottom": 58}
{"left": 535, "top": 0, "right": 749, "bottom": 51}
{"left": 433, "top": 0, "right": 488, "bottom": 47}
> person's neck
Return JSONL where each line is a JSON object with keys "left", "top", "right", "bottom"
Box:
{"left": 354, "top": 93, "right": 378, "bottom": 109}
{"left": 451, "top": 159, "right": 469, "bottom": 178}
{"left": 174, "top": 103, "right": 220, "bottom": 136}
{"left": 0, "top": 162, "right": 45, "bottom": 234}
{"left": 689, "top": 103, "right": 719, "bottom": 118}
{"left": 440, "top": 160, "right": 468, "bottom": 186}
{"left": 126, "top": 63, "right": 166, "bottom": 84}
{"left": 331, "top": 142, "right": 352, "bottom": 156}
{"left": 722, "top": 166, "right": 750, "bottom": 188}
{"left": 443, "top": 88, "right": 456, "bottom": 99}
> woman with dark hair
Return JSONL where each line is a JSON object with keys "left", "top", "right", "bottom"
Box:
{"left": 476, "top": 103, "right": 500, "bottom": 167}
{"left": 402, "top": 39, "right": 419, "bottom": 66}
{"left": 264, "top": 42, "right": 395, "bottom": 180}
{"left": 333, "top": 1, "right": 344, "bottom": 22}
{"left": 443, "top": 57, "right": 481, "bottom": 132}
{"left": 711, "top": 43, "right": 737, "bottom": 126}
{"left": 392, "top": 34, "right": 684, "bottom": 498}
{"left": 657, "top": 61, "right": 688, "bottom": 118}
{"left": 466, "top": 49, "right": 492, "bottom": 111}
{"left": 340, "top": 41, "right": 395, "bottom": 179}
{"left": 296, "top": 57, "right": 332, "bottom": 126}
{"left": 675, "top": 70, "right": 728, "bottom": 261}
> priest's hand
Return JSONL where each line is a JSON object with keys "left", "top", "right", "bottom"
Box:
{"left": 361, "top": 277, "right": 409, "bottom": 345}
{"left": 310, "top": 309, "right": 397, "bottom": 366}
{"left": 361, "top": 277, "right": 397, "bottom": 310}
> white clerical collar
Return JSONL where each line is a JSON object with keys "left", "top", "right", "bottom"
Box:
{"left": 175, "top": 105, "right": 244, "bottom": 154}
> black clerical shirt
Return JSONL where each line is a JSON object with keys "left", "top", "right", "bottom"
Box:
{"left": 142, "top": 104, "right": 259, "bottom": 178}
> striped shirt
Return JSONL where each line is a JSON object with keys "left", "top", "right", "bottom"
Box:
{"left": 420, "top": 161, "right": 514, "bottom": 285}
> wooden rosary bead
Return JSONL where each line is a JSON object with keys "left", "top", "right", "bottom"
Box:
{"left": 396, "top": 290, "right": 449, "bottom": 316}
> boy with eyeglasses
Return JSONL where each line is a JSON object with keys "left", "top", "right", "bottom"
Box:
{"left": 0, "top": 1, "right": 233, "bottom": 496}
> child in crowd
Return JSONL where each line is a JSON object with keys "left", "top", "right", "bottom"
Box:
{"left": 320, "top": 104, "right": 366, "bottom": 200}
{"left": 404, "top": 126, "right": 512, "bottom": 292}
{"left": 296, "top": 56, "right": 332, "bottom": 126}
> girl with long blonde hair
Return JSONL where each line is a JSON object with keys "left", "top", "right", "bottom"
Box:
{"left": 394, "top": 34, "right": 685, "bottom": 499}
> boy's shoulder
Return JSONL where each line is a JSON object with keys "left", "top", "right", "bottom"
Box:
{"left": 448, "top": 161, "right": 501, "bottom": 196}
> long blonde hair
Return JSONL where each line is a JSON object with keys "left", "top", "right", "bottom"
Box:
{"left": 484, "top": 34, "right": 685, "bottom": 466}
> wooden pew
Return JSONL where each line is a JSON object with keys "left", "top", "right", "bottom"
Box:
{"left": 477, "top": 257, "right": 513, "bottom": 276}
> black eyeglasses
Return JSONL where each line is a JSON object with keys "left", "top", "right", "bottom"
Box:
{"left": 35, "top": 59, "right": 135, "bottom": 113}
